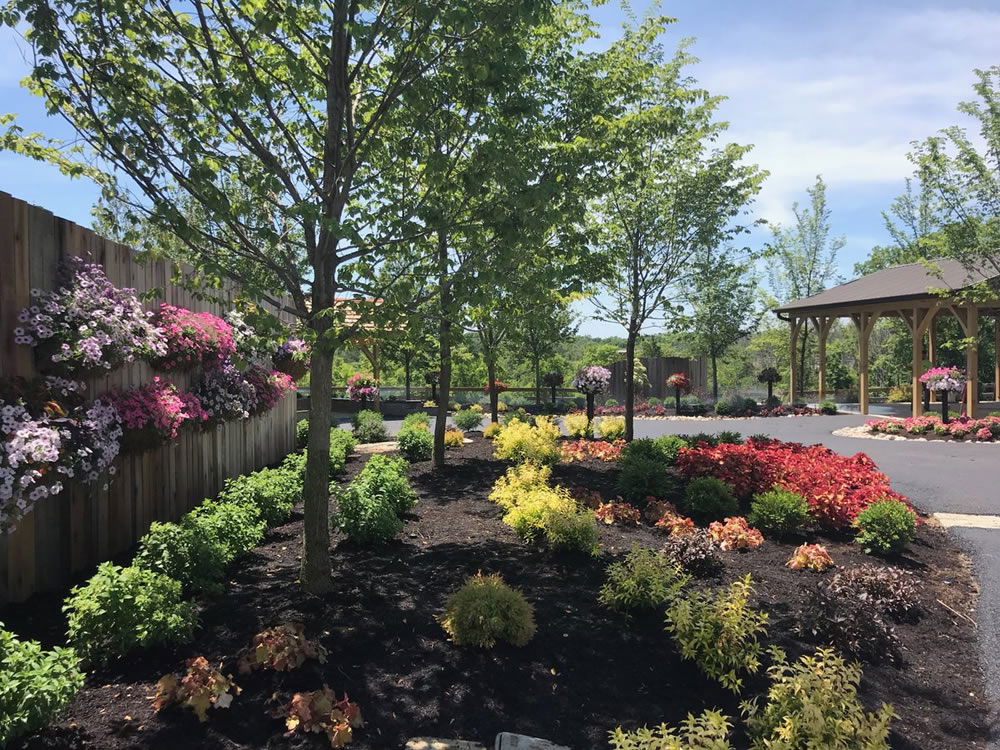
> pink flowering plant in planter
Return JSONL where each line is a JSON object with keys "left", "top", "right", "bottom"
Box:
{"left": 151, "top": 304, "right": 236, "bottom": 371}
{"left": 0, "top": 378, "right": 122, "bottom": 533}
{"left": 919, "top": 365, "right": 964, "bottom": 423}
{"left": 572, "top": 365, "right": 611, "bottom": 423}
{"left": 14, "top": 257, "right": 166, "bottom": 375}
{"left": 245, "top": 365, "right": 296, "bottom": 414}
{"left": 346, "top": 373, "right": 378, "bottom": 405}
{"left": 666, "top": 371, "right": 691, "bottom": 412}
{"left": 107, "top": 378, "right": 207, "bottom": 451}
{"left": 191, "top": 361, "right": 257, "bottom": 426}
{"left": 272, "top": 337, "right": 311, "bottom": 380}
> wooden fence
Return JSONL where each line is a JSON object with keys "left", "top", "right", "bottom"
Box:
{"left": 0, "top": 192, "right": 296, "bottom": 604}
{"left": 608, "top": 356, "right": 707, "bottom": 402}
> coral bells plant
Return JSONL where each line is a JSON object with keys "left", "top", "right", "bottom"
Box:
{"left": 15, "top": 256, "right": 166, "bottom": 374}
{"left": 559, "top": 438, "right": 624, "bottom": 463}
{"left": 191, "top": 361, "right": 256, "bottom": 425}
{"left": 595, "top": 500, "right": 641, "bottom": 526}
{"left": 238, "top": 623, "right": 328, "bottom": 673}
{"left": 151, "top": 304, "right": 235, "bottom": 371}
{"left": 245, "top": 366, "right": 295, "bottom": 414}
{"left": 786, "top": 543, "right": 834, "bottom": 571}
{"left": 346, "top": 373, "right": 378, "bottom": 403}
{"left": 107, "top": 378, "right": 206, "bottom": 450}
{"left": 284, "top": 687, "right": 364, "bottom": 747}
{"left": 153, "top": 656, "right": 238, "bottom": 722}
{"left": 707, "top": 517, "right": 764, "bottom": 551}
{"left": 273, "top": 337, "right": 311, "bottom": 380}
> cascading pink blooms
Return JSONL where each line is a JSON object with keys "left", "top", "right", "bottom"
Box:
{"left": 346, "top": 373, "right": 378, "bottom": 401}
{"left": 151, "top": 304, "right": 235, "bottom": 371}
{"left": 245, "top": 365, "right": 296, "bottom": 414}
{"left": 919, "top": 366, "right": 964, "bottom": 392}
{"left": 106, "top": 377, "right": 207, "bottom": 448}
{"left": 571, "top": 365, "right": 611, "bottom": 395}
{"left": 868, "top": 413, "right": 1000, "bottom": 441}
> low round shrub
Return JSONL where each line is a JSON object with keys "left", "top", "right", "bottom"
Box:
{"left": 357, "top": 454, "right": 417, "bottom": 515}
{"left": 453, "top": 408, "right": 484, "bottom": 431}
{"left": 64, "top": 563, "right": 197, "bottom": 665}
{"left": 620, "top": 435, "right": 687, "bottom": 466}
{"left": 185, "top": 499, "right": 266, "bottom": 563}
{"left": 295, "top": 419, "right": 309, "bottom": 449}
{"left": 747, "top": 487, "right": 811, "bottom": 537}
{"left": 489, "top": 463, "right": 553, "bottom": 510}
{"left": 493, "top": 418, "right": 561, "bottom": 465}
{"left": 597, "top": 415, "right": 626, "bottom": 440}
{"left": 563, "top": 412, "right": 591, "bottom": 438}
{"left": 0, "top": 626, "right": 85, "bottom": 745}
{"left": 616, "top": 457, "right": 677, "bottom": 504}
{"left": 854, "top": 498, "right": 917, "bottom": 555}
{"left": 819, "top": 400, "right": 838, "bottom": 415}
{"left": 502, "top": 485, "right": 578, "bottom": 540}
{"left": 542, "top": 508, "right": 600, "bottom": 555}
{"left": 328, "top": 428, "right": 358, "bottom": 474}
{"left": 683, "top": 477, "right": 738, "bottom": 524}
{"left": 501, "top": 407, "right": 535, "bottom": 426}
{"left": 134, "top": 520, "right": 227, "bottom": 594}
{"left": 645, "top": 396, "right": 663, "bottom": 407}
{"left": 397, "top": 424, "right": 433, "bottom": 462}
{"left": 483, "top": 422, "right": 503, "bottom": 439}
{"left": 401, "top": 411, "right": 430, "bottom": 429}
{"left": 438, "top": 573, "right": 536, "bottom": 647}
{"left": 333, "top": 482, "right": 403, "bottom": 543}
{"left": 604, "top": 398, "right": 619, "bottom": 407}
{"left": 351, "top": 409, "right": 388, "bottom": 443}
{"left": 599, "top": 545, "right": 690, "bottom": 613}
{"left": 217, "top": 466, "right": 300, "bottom": 526}
{"left": 444, "top": 427, "right": 465, "bottom": 447}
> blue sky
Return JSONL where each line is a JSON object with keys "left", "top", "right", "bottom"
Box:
{"left": 2, "top": 1, "right": 997, "bottom": 337}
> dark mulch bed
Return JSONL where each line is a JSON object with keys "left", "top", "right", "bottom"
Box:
{"left": 6, "top": 437, "right": 994, "bottom": 749}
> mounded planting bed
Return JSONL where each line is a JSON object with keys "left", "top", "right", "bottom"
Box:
{"left": 5, "top": 437, "right": 991, "bottom": 750}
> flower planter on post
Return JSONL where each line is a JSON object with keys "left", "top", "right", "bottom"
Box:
{"left": 542, "top": 371, "right": 564, "bottom": 408}
{"left": 757, "top": 367, "right": 781, "bottom": 407}
{"left": 346, "top": 373, "right": 378, "bottom": 412}
{"left": 665, "top": 372, "right": 691, "bottom": 414}
{"left": 572, "top": 365, "right": 611, "bottom": 432}
{"left": 424, "top": 370, "right": 440, "bottom": 403}
{"left": 919, "top": 366, "right": 964, "bottom": 424}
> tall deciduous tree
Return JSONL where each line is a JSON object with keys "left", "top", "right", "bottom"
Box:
{"left": 588, "top": 22, "right": 765, "bottom": 440}
{"left": 512, "top": 294, "right": 578, "bottom": 406}
{"left": 3, "top": 0, "right": 554, "bottom": 593}
{"left": 767, "top": 176, "right": 844, "bottom": 398}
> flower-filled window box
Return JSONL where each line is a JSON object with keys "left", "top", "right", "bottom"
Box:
{"left": 151, "top": 304, "right": 235, "bottom": 371}
{"left": 106, "top": 377, "right": 207, "bottom": 452}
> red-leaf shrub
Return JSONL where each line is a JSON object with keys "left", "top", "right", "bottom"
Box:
{"left": 595, "top": 501, "right": 641, "bottom": 526}
{"left": 560, "top": 438, "right": 624, "bottom": 462}
{"left": 676, "top": 439, "right": 907, "bottom": 530}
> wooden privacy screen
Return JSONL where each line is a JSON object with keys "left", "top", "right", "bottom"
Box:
{"left": 0, "top": 192, "right": 296, "bottom": 604}
{"left": 607, "top": 356, "right": 706, "bottom": 402}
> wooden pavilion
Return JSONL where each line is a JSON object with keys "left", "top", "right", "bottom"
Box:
{"left": 773, "top": 259, "right": 1000, "bottom": 417}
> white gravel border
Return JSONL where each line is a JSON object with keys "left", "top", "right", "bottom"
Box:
{"left": 832, "top": 423, "right": 1000, "bottom": 445}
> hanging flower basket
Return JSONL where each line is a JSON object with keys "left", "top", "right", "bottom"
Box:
{"left": 272, "top": 338, "right": 311, "bottom": 381}
{"left": 150, "top": 304, "right": 236, "bottom": 372}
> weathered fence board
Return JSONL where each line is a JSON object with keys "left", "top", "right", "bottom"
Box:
{"left": 607, "top": 356, "right": 707, "bottom": 402}
{"left": 0, "top": 192, "right": 296, "bottom": 604}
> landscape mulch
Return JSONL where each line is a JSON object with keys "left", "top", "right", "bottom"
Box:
{"left": 6, "top": 437, "right": 994, "bottom": 749}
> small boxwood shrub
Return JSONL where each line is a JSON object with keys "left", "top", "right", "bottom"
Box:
{"left": 666, "top": 574, "right": 768, "bottom": 692}
{"left": 444, "top": 427, "right": 465, "bottom": 447}
{"left": 401, "top": 411, "right": 430, "bottom": 429}
{"left": 218, "top": 466, "right": 299, "bottom": 526}
{"left": 747, "top": 487, "right": 811, "bottom": 537}
{"left": 563, "top": 412, "right": 591, "bottom": 438}
{"left": 597, "top": 415, "right": 626, "bottom": 440}
{"left": 854, "top": 498, "right": 917, "bottom": 554}
{"left": 295, "top": 419, "right": 309, "bottom": 449}
{"left": 134, "top": 520, "right": 227, "bottom": 594}
{"left": 493, "top": 418, "right": 561, "bottom": 465}
{"left": 616, "top": 457, "right": 676, "bottom": 504}
{"left": 599, "top": 545, "right": 690, "bottom": 613}
{"left": 742, "top": 648, "right": 894, "bottom": 748}
{"left": 542, "top": 508, "right": 600, "bottom": 555}
{"left": 185, "top": 499, "right": 266, "bottom": 563}
{"left": 683, "top": 477, "right": 738, "bottom": 524}
{"left": 620, "top": 435, "right": 688, "bottom": 466}
{"left": 397, "top": 424, "right": 433, "bottom": 462}
{"left": 438, "top": 573, "right": 535, "bottom": 647}
{"left": 0, "top": 626, "right": 84, "bottom": 745}
{"left": 608, "top": 710, "right": 733, "bottom": 749}
{"left": 453, "top": 408, "right": 484, "bottom": 431}
{"left": 64, "top": 563, "right": 197, "bottom": 665}
{"left": 483, "top": 422, "right": 503, "bottom": 439}
{"left": 357, "top": 454, "right": 417, "bottom": 514}
{"left": 819, "top": 400, "right": 838, "bottom": 415}
{"left": 351, "top": 409, "right": 388, "bottom": 443}
{"left": 333, "top": 481, "right": 404, "bottom": 543}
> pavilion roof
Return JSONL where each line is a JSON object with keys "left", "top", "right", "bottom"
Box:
{"left": 774, "top": 258, "right": 999, "bottom": 314}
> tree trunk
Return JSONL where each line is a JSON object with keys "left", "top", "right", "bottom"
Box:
{"left": 301, "top": 321, "right": 334, "bottom": 595}
{"left": 534, "top": 357, "right": 541, "bottom": 407}
{"left": 710, "top": 353, "right": 719, "bottom": 400}
{"left": 404, "top": 355, "right": 412, "bottom": 401}
{"left": 625, "top": 325, "right": 637, "bottom": 441}
{"left": 434, "top": 230, "right": 451, "bottom": 468}
{"left": 487, "top": 356, "right": 499, "bottom": 423}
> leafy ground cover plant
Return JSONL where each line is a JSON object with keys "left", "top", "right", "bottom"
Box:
{"left": 741, "top": 648, "right": 894, "bottom": 749}
{"left": 595, "top": 500, "right": 641, "bottom": 526}
{"left": 683, "top": 477, "right": 738, "bottom": 524}
{"left": 656, "top": 511, "right": 696, "bottom": 537}
{"left": 854, "top": 498, "right": 917, "bottom": 554}
{"left": 597, "top": 415, "right": 626, "bottom": 440}
{"left": 133, "top": 519, "right": 228, "bottom": 594}
{"left": 599, "top": 545, "right": 690, "bottom": 613}
{"left": 153, "top": 656, "right": 238, "bottom": 722}
{"left": 707, "top": 517, "right": 764, "bottom": 551}
{"left": 0, "top": 625, "right": 84, "bottom": 744}
{"left": 333, "top": 481, "right": 404, "bottom": 543}
{"left": 747, "top": 487, "right": 811, "bottom": 538}
{"left": 284, "top": 687, "right": 364, "bottom": 747}
{"left": 493, "top": 417, "right": 561, "bottom": 464}
{"left": 396, "top": 424, "right": 433, "bottom": 461}
{"left": 238, "top": 623, "right": 328, "bottom": 673}
{"left": 351, "top": 409, "right": 387, "bottom": 443}
{"left": 438, "top": 572, "right": 536, "bottom": 647}
{"left": 608, "top": 709, "right": 733, "bottom": 749}
{"left": 64, "top": 562, "right": 197, "bottom": 665}
{"left": 666, "top": 574, "right": 768, "bottom": 691}
{"left": 662, "top": 530, "right": 723, "bottom": 576}
{"left": 560, "top": 438, "right": 624, "bottom": 462}
{"left": 786, "top": 543, "right": 834, "bottom": 571}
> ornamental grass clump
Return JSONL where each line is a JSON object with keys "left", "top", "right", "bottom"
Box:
{"left": 15, "top": 256, "right": 166, "bottom": 374}
{"left": 853, "top": 498, "right": 917, "bottom": 555}
{"left": 438, "top": 573, "right": 536, "bottom": 647}
{"left": 152, "top": 303, "right": 235, "bottom": 371}
{"left": 493, "top": 417, "right": 561, "bottom": 465}
{"left": 599, "top": 545, "right": 690, "bottom": 613}
{"left": 666, "top": 574, "right": 768, "bottom": 692}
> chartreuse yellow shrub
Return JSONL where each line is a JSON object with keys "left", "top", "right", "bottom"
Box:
{"left": 597, "top": 415, "right": 626, "bottom": 440}
{"left": 493, "top": 417, "right": 561, "bottom": 465}
{"left": 741, "top": 648, "right": 894, "bottom": 748}
{"left": 502, "top": 485, "right": 578, "bottom": 539}
{"left": 438, "top": 573, "right": 535, "bottom": 647}
{"left": 609, "top": 710, "right": 733, "bottom": 749}
{"left": 483, "top": 422, "right": 503, "bottom": 439}
{"left": 444, "top": 428, "right": 465, "bottom": 447}
{"left": 564, "top": 411, "right": 591, "bottom": 438}
{"left": 489, "top": 463, "right": 553, "bottom": 510}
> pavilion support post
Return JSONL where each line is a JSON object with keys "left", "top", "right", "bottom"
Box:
{"left": 966, "top": 306, "right": 979, "bottom": 416}
{"left": 911, "top": 315, "right": 923, "bottom": 418}
{"left": 788, "top": 317, "right": 802, "bottom": 404}
{"left": 811, "top": 316, "right": 834, "bottom": 404}
{"left": 852, "top": 311, "right": 879, "bottom": 416}
{"left": 928, "top": 321, "right": 937, "bottom": 402}
{"left": 994, "top": 317, "right": 999, "bottom": 401}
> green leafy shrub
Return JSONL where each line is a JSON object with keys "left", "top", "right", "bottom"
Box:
{"left": 616, "top": 456, "right": 676, "bottom": 504}
{"left": 357, "top": 454, "right": 417, "bottom": 514}
{"left": 0, "top": 626, "right": 84, "bottom": 744}
{"left": 608, "top": 710, "right": 733, "bottom": 750}
{"left": 502, "top": 407, "right": 536, "bottom": 426}
{"left": 605, "top": 398, "right": 619, "bottom": 407}
{"left": 489, "top": 462, "right": 552, "bottom": 509}
{"left": 716, "top": 430, "right": 743, "bottom": 445}
{"left": 453, "top": 408, "right": 484, "bottom": 431}
{"left": 401, "top": 411, "right": 430, "bottom": 429}
{"left": 328, "top": 428, "right": 358, "bottom": 472}
{"left": 542, "top": 508, "right": 600, "bottom": 555}
{"left": 747, "top": 487, "right": 811, "bottom": 537}
{"left": 351, "top": 408, "right": 388, "bottom": 443}
{"left": 599, "top": 545, "right": 690, "bottom": 613}
{"left": 819, "top": 400, "right": 838, "bottom": 415}
{"left": 185, "top": 499, "right": 266, "bottom": 562}
{"left": 741, "top": 648, "right": 894, "bottom": 748}
{"left": 853, "top": 499, "right": 917, "bottom": 554}
{"left": 666, "top": 574, "right": 768, "bottom": 691}
{"left": 397, "top": 424, "right": 433, "bottom": 462}
{"left": 683, "top": 477, "right": 738, "bottom": 524}
{"left": 645, "top": 396, "right": 663, "bottom": 407}
{"left": 662, "top": 530, "right": 723, "bottom": 577}
{"left": 502, "top": 485, "right": 579, "bottom": 540}
{"left": 217, "top": 466, "right": 299, "bottom": 526}
{"left": 134, "top": 520, "right": 227, "bottom": 594}
{"left": 333, "top": 482, "right": 403, "bottom": 543}
{"left": 493, "top": 418, "right": 561, "bottom": 465}
{"left": 620, "top": 435, "right": 688, "bottom": 467}
{"left": 64, "top": 563, "right": 197, "bottom": 665}
{"left": 295, "top": 419, "right": 309, "bottom": 449}
{"left": 438, "top": 573, "right": 535, "bottom": 647}
{"left": 597, "top": 415, "right": 626, "bottom": 440}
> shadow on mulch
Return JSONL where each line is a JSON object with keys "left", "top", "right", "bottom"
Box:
{"left": 7, "top": 438, "right": 997, "bottom": 749}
